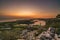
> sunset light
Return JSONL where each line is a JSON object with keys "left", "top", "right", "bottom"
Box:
{"left": 18, "top": 10, "right": 34, "bottom": 16}
{"left": 0, "top": 0, "right": 60, "bottom": 40}
{"left": 0, "top": 0, "right": 59, "bottom": 19}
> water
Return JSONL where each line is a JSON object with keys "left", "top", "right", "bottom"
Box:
{"left": 0, "top": 19, "right": 17, "bottom": 22}
{"left": 33, "top": 20, "right": 46, "bottom": 26}
{"left": 0, "top": 19, "right": 46, "bottom": 26}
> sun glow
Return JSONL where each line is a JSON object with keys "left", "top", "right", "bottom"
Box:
{"left": 18, "top": 10, "right": 35, "bottom": 16}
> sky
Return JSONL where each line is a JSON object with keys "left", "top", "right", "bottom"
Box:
{"left": 0, "top": 0, "right": 60, "bottom": 20}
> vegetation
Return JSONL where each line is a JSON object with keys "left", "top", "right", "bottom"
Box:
{"left": 56, "top": 14, "right": 60, "bottom": 18}
{"left": 0, "top": 14, "right": 60, "bottom": 40}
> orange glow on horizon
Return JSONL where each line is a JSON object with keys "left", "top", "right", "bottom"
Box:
{"left": 18, "top": 10, "right": 35, "bottom": 17}
{"left": 1, "top": 9, "right": 57, "bottom": 18}
{"left": 3, "top": 13, "right": 56, "bottom": 18}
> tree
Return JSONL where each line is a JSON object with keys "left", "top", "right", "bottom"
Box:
{"left": 56, "top": 14, "right": 60, "bottom": 18}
